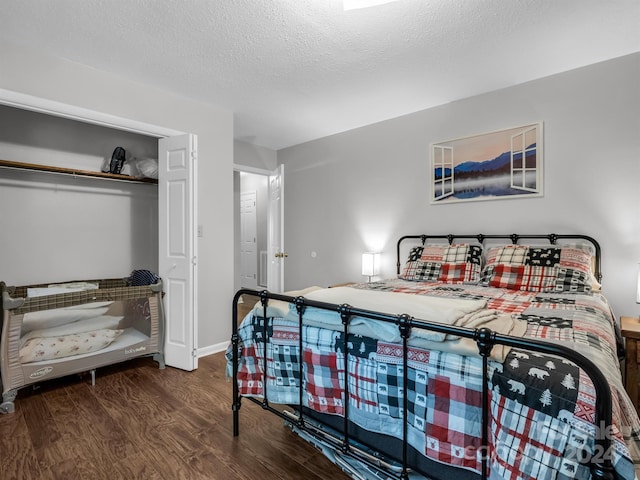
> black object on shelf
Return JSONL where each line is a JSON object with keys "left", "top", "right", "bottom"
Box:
{"left": 108, "top": 146, "right": 126, "bottom": 174}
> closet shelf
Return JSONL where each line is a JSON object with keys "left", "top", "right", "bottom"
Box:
{"left": 0, "top": 159, "right": 158, "bottom": 184}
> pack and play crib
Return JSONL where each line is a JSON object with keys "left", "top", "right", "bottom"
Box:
{"left": 0, "top": 276, "right": 165, "bottom": 413}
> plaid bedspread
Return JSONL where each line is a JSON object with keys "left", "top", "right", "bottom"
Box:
{"left": 230, "top": 280, "right": 640, "bottom": 479}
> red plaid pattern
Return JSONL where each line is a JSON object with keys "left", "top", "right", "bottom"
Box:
{"left": 486, "top": 244, "right": 529, "bottom": 265}
{"left": 399, "top": 244, "right": 481, "bottom": 283}
{"left": 304, "top": 348, "right": 345, "bottom": 414}
{"left": 489, "top": 395, "right": 569, "bottom": 480}
{"left": 486, "top": 294, "right": 533, "bottom": 314}
{"left": 485, "top": 264, "right": 557, "bottom": 291}
{"left": 526, "top": 324, "right": 575, "bottom": 342}
{"left": 425, "top": 374, "right": 482, "bottom": 470}
{"left": 438, "top": 262, "right": 475, "bottom": 283}
{"left": 347, "top": 355, "right": 378, "bottom": 412}
{"left": 237, "top": 344, "right": 264, "bottom": 396}
{"left": 482, "top": 244, "right": 596, "bottom": 293}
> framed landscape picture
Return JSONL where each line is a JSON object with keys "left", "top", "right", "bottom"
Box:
{"left": 430, "top": 122, "right": 543, "bottom": 204}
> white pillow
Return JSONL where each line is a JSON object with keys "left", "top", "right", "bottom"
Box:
{"left": 21, "top": 302, "right": 113, "bottom": 334}
{"left": 20, "top": 315, "right": 124, "bottom": 347}
{"left": 20, "top": 329, "right": 124, "bottom": 363}
{"left": 134, "top": 157, "right": 158, "bottom": 179}
{"left": 27, "top": 282, "right": 99, "bottom": 298}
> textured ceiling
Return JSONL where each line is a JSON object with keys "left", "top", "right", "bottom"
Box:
{"left": 0, "top": 0, "right": 638, "bottom": 150}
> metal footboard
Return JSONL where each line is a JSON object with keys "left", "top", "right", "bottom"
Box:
{"left": 231, "top": 288, "right": 616, "bottom": 480}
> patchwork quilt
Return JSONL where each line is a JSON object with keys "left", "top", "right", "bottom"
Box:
{"left": 230, "top": 279, "right": 640, "bottom": 480}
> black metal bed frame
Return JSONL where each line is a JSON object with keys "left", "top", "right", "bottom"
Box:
{"left": 231, "top": 233, "right": 617, "bottom": 480}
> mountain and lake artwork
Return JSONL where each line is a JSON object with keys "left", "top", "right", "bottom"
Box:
{"left": 431, "top": 123, "right": 543, "bottom": 204}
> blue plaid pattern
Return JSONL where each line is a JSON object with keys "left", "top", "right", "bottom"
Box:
{"left": 230, "top": 280, "right": 639, "bottom": 480}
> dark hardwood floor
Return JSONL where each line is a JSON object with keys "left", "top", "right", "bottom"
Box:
{"left": 0, "top": 339, "right": 349, "bottom": 479}
{"left": 6, "top": 294, "right": 636, "bottom": 479}
{"left": 237, "top": 294, "right": 259, "bottom": 322}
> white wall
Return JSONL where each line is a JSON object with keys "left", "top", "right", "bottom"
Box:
{"left": 0, "top": 39, "right": 234, "bottom": 352}
{"left": 278, "top": 53, "right": 640, "bottom": 320}
{"left": 234, "top": 140, "right": 277, "bottom": 171}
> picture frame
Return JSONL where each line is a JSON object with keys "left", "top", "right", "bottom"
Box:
{"left": 430, "top": 122, "right": 543, "bottom": 204}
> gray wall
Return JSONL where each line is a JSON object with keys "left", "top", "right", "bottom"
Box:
{"left": 0, "top": 39, "right": 234, "bottom": 353}
{"left": 278, "top": 53, "right": 640, "bottom": 320}
{"left": 0, "top": 105, "right": 160, "bottom": 284}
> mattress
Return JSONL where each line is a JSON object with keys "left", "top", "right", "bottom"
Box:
{"left": 230, "top": 279, "right": 639, "bottom": 480}
{"left": 1, "top": 277, "right": 165, "bottom": 414}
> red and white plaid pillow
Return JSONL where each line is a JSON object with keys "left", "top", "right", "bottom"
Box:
{"left": 399, "top": 244, "right": 483, "bottom": 284}
{"left": 480, "top": 244, "right": 596, "bottom": 293}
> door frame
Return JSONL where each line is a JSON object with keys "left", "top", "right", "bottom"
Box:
{"left": 0, "top": 87, "right": 199, "bottom": 370}
{"left": 0, "top": 89, "right": 182, "bottom": 138}
{"left": 267, "top": 164, "right": 284, "bottom": 293}
{"left": 233, "top": 164, "right": 283, "bottom": 292}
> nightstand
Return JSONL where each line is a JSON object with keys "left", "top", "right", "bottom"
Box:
{"left": 621, "top": 316, "right": 640, "bottom": 412}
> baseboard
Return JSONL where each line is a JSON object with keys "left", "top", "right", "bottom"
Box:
{"left": 198, "top": 341, "right": 230, "bottom": 358}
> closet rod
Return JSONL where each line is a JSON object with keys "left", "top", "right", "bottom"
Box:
{"left": 0, "top": 159, "right": 158, "bottom": 184}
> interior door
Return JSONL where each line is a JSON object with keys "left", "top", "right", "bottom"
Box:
{"left": 240, "top": 191, "right": 258, "bottom": 288}
{"left": 267, "top": 165, "right": 285, "bottom": 293}
{"left": 158, "top": 134, "right": 198, "bottom": 371}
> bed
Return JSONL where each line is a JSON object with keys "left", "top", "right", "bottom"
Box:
{"left": 229, "top": 233, "right": 640, "bottom": 480}
{"left": 1, "top": 275, "right": 165, "bottom": 414}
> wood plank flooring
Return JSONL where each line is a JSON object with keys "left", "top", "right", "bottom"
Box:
{"left": 0, "top": 351, "right": 349, "bottom": 479}
{"left": 2, "top": 293, "right": 639, "bottom": 479}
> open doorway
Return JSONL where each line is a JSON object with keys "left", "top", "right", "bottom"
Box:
{"left": 234, "top": 170, "right": 269, "bottom": 292}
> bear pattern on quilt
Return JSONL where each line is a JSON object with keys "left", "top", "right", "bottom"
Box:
{"left": 230, "top": 280, "right": 639, "bottom": 480}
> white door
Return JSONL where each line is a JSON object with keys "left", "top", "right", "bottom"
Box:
{"left": 267, "top": 165, "right": 285, "bottom": 293}
{"left": 158, "top": 134, "right": 198, "bottom": 371}
{"left": 240, "top": 191, "right": 258, "bottom": 288}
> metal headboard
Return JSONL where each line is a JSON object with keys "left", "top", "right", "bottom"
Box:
{"left": 396, "top": 233, "right": 602, "bottom": 282}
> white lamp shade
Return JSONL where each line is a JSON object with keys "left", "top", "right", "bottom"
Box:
{"left": 343, "top": 0, "right": 398, "bottom": 10}
{"left": 362, "top": 252, "right": 381, "bottom": 277}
